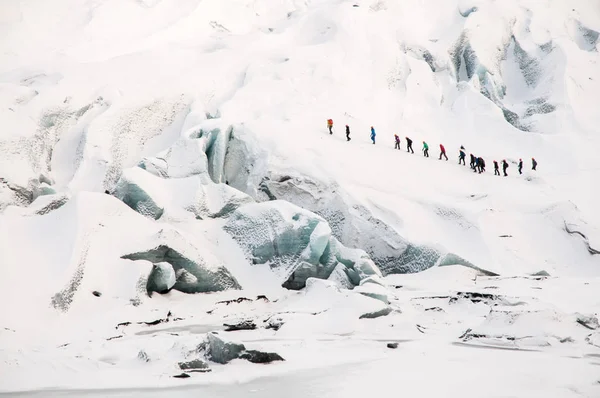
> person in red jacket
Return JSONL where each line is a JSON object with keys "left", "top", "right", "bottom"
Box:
{"left": 439, "top": 144, "right": 448, "bottom": 160}
{"left": 327, "top": 119, "right": 333, "bottom": 134}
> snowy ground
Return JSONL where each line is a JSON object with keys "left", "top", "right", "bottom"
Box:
{"left": 1, "top": 0, "right": 599, "bottom": 396}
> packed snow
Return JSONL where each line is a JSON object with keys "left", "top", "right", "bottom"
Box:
{"left": 1, "top": 0, "right": 599, "bottom": 396}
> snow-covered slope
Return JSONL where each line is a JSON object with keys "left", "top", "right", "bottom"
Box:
{"left": 1, "top": 0, "right": 599, "bottom": 395}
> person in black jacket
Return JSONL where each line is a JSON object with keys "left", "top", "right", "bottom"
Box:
{"left": 518, "top": 158, "right": 523, "bottom": 174}
{"left": 345, "top": 125, "right": 351, "bottom": 141}
{"left": 470, "top": 153, "right": 476, "bottom": 170}
{"left": 459, "top": 147, "right": 466, "bottom": 165}
{"left": 494, "top": 160, "right": 500, "bottom": 176}
{"left": 406, "top": 137, "right": 414, "bottom": 153}
{"left": 478, "top": 157, "right": 485, "bottom": 173}
{"left": 502, "top": 159, "right": 509, "bottom": 176}
{"left": 532, "top": 157, "right": 538, "bottom": 170}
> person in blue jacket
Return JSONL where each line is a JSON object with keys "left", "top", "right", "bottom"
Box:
{"left": 370, "top": 126, "right": 376, "bottom": 144}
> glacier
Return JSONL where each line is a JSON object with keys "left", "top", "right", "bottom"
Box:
{"left": 1, "top": 0, "right": 600, "bottom": 395}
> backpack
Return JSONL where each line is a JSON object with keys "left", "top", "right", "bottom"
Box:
{"left": 327, "top": 119, "right": 333, "bottom": 125}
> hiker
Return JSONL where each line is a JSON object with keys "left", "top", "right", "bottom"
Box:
{"left": 502, "top": 159, "right": 509, "bottom": 176}
{"left": 345, "top": 125, "right": 351, "bottom": 141}
{"left": 406, "top": 137, "right": 414, "bottom": 153}
{"left": 394, "top": 134, "right": 401, "bottom": 150}
{"left": 422, "top": 141, "right": 429, "bottom": 157}
{"left": 327, "top": 119, "right": 333, "bottom": 134}
{"left": 478, "top": 157, "right": 485, "bottom": 173}
{"left": 470, "top": 153, "right": 476, "bottom": 169}
{"left": 494, "top": 161, "right": 500, "bottom": 175}
{"left": 532, "top": 157, "right": 537, "bottom": 170}
{"left": 473, "top": 157, "right": 479, "bottom": 173}
{"left": 439, "top": 144, "right": 448, "bottom": 160}
{"left": 370, "top": 126, "right": 376, "bottom": 144}
{"left": 459, "top": 147, "right": 466, "bottom": 165}
{"left": 518, "top": 159, "right": 523, "bottom": 174}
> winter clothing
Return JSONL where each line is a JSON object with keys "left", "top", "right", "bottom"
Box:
{"left": 394, "top": 134, "right": 400, "bottom": 150}
{"left": 406, "top": 137, "right": 414, "bottom": 153}
{"left": 518, "top": 159, "right": 523, "bottom": 174}
{"left": 423, "top": 142, "right": 429, "bottom": 157}
{"left": 473, "top": 157, "right": 480, "bottom": 172}
{"left": 502, "top": 160, "right": 509, "bottom": 176}
{"left": 478, "top": 157, "right": 485, "bottom": 173}
{"left": 346, "top": 125, "right": 351, "bottom": 141}
{"left": 439, "top": 144, "right": 448, "bottom": 160}
{"left": 470, "top": 154, "right": 476, "bottom": 169}
{"left": 494, "top": 161, "right": 500, "bottom": 175}
{"left": 327, "top": 119, "right": 333, "bottom": 135}
{"left": 370, "top": 127, "right": 376, "bottom": 144}
{"left": 532, "top": 158, "right": 537, "bottom": 170}
{"left": 459, "top": 150, "right": 466, "bottom": 165}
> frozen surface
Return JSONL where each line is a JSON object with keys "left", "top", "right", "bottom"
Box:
{"left": 1, "top": 0, "right": 600, "bottom": 395}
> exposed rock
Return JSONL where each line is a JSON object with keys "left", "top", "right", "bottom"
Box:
{"left": 239, "top": 350, "right": 284, "bottom": 364}
{"left": 173, "top": 373, "right": 190, "bottom": 379}
{"left": 198, "top": 333, "right": 285, "bottom": 365}
{"left": 199, "top": 333, "right": 246, "bottom": 364}
{"left": 359, "top": 307, "right": 393, "bottom": 319}
{"left": 224, "top": 320, "right": 257, "bottom": 332}
{"left": 138, "top": 350, "right": 150, "bottom": 362}
{"left": 576, "top": 315, "right": 599, "bottom": 330}
{"left": 92, "top": 291, "right": 102, "bottom": 297}
{"left": 387, "top": 342, "right": 399, "bottom": 349}
{"left": 178, "top": 359, "right": 210, "bottom": 371}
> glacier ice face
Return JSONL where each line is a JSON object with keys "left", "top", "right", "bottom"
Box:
{"left": 224, "top": 200, "right": 382, "bottom": 288}
{"left": 223, "top": 200, "right": 332, "bottom": 281}
{"left": 147, "top": 262, "right": 176, "bottom": 294}
{"left": 257, "top": 175, "right": 474, "bottom": 275}
{"left": 121, "top": 229, "right": 241, "bottom": 293}
{"left": 223, "top": 126, "right": 269, "bottom": 198}
{"left": 113, "top": 167, "right": 253, "bottom": 220}
{"left": 113, "top": 168, "right": 165, "bottom": 220}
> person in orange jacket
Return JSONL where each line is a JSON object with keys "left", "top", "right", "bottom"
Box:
{"left": 327, "top": 119, "right": 333, "bottom": 134}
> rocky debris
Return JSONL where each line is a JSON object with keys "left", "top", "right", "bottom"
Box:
{"left": 239, "top": 350, "right": 284, "bottom": 364}
{"left": 92, "top": 291, "right": 102, "bottom": 297}
{"left": 387, "top": 342, "right": 399, "bottom": 349}
{"left": 264, "top": 316, "right": 285, "bottom": 331}
{"left": 199, "top": 333, "right": 246, "bottom": 364}
{"left": 178, "top": 359, "right": 210, "bottom": 371}
{"left": 216, "top": 297, "right": 253, "bottom": 305}
{"left": 198, "top": 333, "right": 284, "bottom": 365}
{"left": 448, "top": 291, "right": 513, "bottom": 306}
{"left": 116, "top": 311, "right": 184, "bottom": 329}
{"left": 173, "top": 373, "right": 190, "bottom": 379}
{"left": 138, "top": 350, "right": 150, "bottom": 362}
{"left": 224, "top": 320, "right": 257, "bottom": 332}
{"left": 576, "top": 315, "right": 599, "bottom": 330}
{"left": 359, "top": 307, "right": 393, "bottom": 319}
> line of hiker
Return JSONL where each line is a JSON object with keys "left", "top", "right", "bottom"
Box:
{"left": 328, "top": 119, "right": 538, "bottom": 176}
